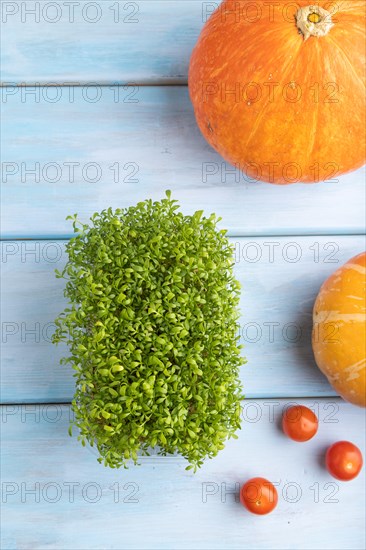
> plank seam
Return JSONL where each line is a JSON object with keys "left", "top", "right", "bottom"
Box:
{"left": 1, "top": 233, "right": 366, "bottom": 242}
{"left": 0, "top": 395, "right": 340, "bottom": 406}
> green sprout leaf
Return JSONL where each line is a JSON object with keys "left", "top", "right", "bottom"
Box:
{"left": 52, "top": 193, "right": 246, "bottom": 470}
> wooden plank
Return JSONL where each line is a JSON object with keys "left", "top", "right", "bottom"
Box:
{"left": 1, "top": 86, "right": 365, "bottom": 239}
{"left": 2, "top": 235, "right": 365, "bottom": 404}
{"left": 1, "top": 400, "right": 365, "bottom": 549}
{"left": 1, "top": 0, "right": 209, "bottom": 85}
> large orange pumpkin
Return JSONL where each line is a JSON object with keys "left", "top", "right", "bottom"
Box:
{"left": 189, "top": 0, "right": 366, "bottom": 184}
{"left": 312, "top": 252, "right": 366, "bottom": 407}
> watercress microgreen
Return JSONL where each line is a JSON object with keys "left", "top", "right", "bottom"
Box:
{"left": 53, "top": 192, "right": 245, "bottom": 471}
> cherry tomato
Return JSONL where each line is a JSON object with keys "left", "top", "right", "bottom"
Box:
{"left": 326, "top": 441, "right": 363, "bottom": 481}
{"left": 240, "top": 477, "right": 278, "bottom": 515}
{"left": 282, "top": 405, "right": 318, "bottom": 442}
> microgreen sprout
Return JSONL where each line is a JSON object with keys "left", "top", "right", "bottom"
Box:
{"left": 53, "top": 192, "right": 245, "bottom": 471}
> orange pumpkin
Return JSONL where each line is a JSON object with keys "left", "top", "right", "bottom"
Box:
{"left": 312, "top": 252, "right": 366, "bottom": 407}
{"left": 189, "top": 1, "right": 366, "bottom": 184}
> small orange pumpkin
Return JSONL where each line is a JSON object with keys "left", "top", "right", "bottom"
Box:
{"left": 189, "top": 1, "right": 366, "bottom": 184}
{"left": 312, "top": 252, "right": 366, "bottom": 407}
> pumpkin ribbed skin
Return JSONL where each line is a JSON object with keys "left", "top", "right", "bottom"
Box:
{"left": 312, "top": 252, "right": 366, "bottom": 407}
{"left": 189, "top": 0, "right": 366, "bottom": 184}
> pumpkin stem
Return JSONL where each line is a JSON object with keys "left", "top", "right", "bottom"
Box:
{"left": 296, "top": 5, "right": 334, "bottom": 41}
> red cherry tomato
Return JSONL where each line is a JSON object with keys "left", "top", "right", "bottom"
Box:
{"left": 282, "top": 405, "right": 318, "bottom": 442}
{"left": 240, "top": 477, "right": 278, "bottom": 515}
{"left": 326, "top": 441, "right": 363, "bottom": 481}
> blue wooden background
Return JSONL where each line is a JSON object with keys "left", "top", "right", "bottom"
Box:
{"left": 1, "top": 2, "right": 365, "bottom": 549}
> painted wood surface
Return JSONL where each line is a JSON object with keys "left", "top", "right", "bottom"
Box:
{"left": 1, "top": 2, "right": 365, "bottom": 546}
{"left": 2, "top": 235, "right": 365, "bottom": 404}
{"left": 2, "top": 86, "right": 365, "bottom": 239}
{"left": 1, "top": 400, "right": 365, "bottom": 550}
{"left": 1, "top": 1, "right": 209, "bottom": 85}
